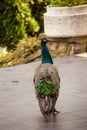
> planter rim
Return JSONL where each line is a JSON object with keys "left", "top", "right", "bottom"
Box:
{"left": 46, "top": 4, "right": 87, "bottom": 15}
{"left": 44, "top": 4, "right": 87, "bottom": 37}
{"left": 47, "top": 4, "right": 87, "bottom": 9}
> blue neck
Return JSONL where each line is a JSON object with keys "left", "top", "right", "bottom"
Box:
{"left": 41, "top": 42, "right": 53, "bottom": 64}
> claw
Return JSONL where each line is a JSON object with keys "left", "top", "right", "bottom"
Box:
{"left": 52, "top": 108, "right": 60, "bottom": 115}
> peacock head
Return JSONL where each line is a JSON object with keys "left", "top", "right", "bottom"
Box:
{"left": 40, "top": 37, "right": 53, "bottom": 64}
{"left": 40, "top": 38, "right": 48, "bottom": 45}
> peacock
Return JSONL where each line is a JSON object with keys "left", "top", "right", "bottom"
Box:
{"left": 33, "top": 38, "right": 60, "bottom": 120}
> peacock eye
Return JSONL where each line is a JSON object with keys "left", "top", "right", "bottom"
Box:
{"left": 43, "top": 38, "right": 47, "bottom": 43}
{"left": 43, "top": 39, "right": 46, "bottom": 42}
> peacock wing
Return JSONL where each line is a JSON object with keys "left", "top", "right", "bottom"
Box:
{"left": 48, "top": 65, "right": 60, "bottom": 90}
{"left": 33, "top": 64, "right": 44, "bottom": 88}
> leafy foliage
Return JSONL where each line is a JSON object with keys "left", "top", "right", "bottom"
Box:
{"left": 0, "top": 0, "right": 40, "bottom": 48}
{"left": 0, "top": 0, "right": 87, "bottom": 48}
{"left": 36, "top": 79, "right": 57, "bottom": 96}
{"left": 50, "top": 0, "right": 87, "bottom": 7}
{"left": 31, "top": 0, "right": 50, "bottom": 32}
{"left": 0, "top": 37, "right": 40, "bottom": 67}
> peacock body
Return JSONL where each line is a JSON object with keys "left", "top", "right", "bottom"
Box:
{"left": 33, "top": 38, "right": 60, "bottom": 119}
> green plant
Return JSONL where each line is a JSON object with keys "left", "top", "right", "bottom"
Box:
{"left": 0, "top": 0, "right": 87, "bottom": 49}
{"left": 31, "top": 0, "right": 51, "bottom": 32}
{"left": 0, "top": 0, "right": 51, "bottom": 49}
{"left": 0, "top": 37, "right": 40, "bottom": 67}
{"left": 0, "top": 0, "right": 40, "bottom": 48}
{"left": 50, "top": 0, "right": 87, "bottom": 7}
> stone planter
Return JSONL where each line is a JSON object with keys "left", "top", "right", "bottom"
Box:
{"left": 44, "top": 4, "right": 87, "bottom": 37}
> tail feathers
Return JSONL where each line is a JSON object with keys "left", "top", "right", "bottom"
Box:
{"left": 44, "top": 96, "right": 52, "bottom": 112}
{"left": 38, "top": 95, "right": 58, "bottom": 120}
{"left": 39, "top": 96, "right": 52, "bottom": 113}
{"left": 43, "top": 112, "right": 51, "bottom": 121}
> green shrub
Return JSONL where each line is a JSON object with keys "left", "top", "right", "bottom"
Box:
{"left": 0, "top": 0, "right": 87, "bottom": 49}
{"left": 0, "top": 0, "right": 40, "bottom": 48}
{"left": 0, "top": 37, "right": 40, "bottom": 67}
{"left": 51, "top": 0, "right": 87, "bottom": 7}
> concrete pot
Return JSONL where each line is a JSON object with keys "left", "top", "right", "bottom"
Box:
{"left": 44, "top": 4, "right": 87, "bottom": 37}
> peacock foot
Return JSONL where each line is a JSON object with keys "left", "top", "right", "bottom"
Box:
{"left": 52, "top": 108, "right": 60, "bottom": 115}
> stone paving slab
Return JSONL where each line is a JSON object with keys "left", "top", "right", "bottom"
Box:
{"left": 0, "top": 56, "right": 87, "bottom": 130}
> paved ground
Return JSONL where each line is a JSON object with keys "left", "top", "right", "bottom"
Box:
{"left": 0, "top": 56, "right": 87, "bottom": 130}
